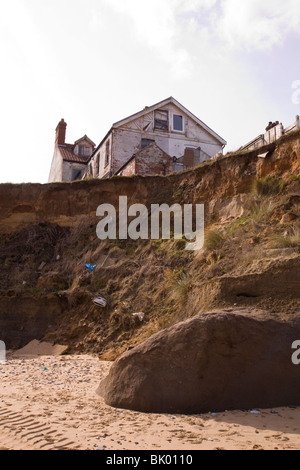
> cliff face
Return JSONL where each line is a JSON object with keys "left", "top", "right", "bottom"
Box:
{"left": 0, "top": 131, "right": 299, "bottom": 356}
{"left": 0, "top": 132, "right": 299, "bottom": 233}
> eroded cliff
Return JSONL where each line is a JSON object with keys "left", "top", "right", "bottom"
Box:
{"left": 0, "top": 131, "right": 299, "bottom": 357}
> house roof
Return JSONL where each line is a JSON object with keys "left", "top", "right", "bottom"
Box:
{"left": 88, "top": 96, "right": 227, "bottom": 163}
{"left": 58, "top": 144, "right": 90, "bottom": 164}
{"left": 112, "top": 96, "right": 227, "bottom": 146}
{"left": 74, "top": 134, "right": 96, "bottom": 147}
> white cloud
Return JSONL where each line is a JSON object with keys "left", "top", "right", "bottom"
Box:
{"left": 100, "top": 0, "right": 300, "bottom": 81}
{"left": 0, "top": 0, "right": 299, "bottom": 184}
{"left": 218, "top": 0, "right": 300, "bottom": 50}
{"left": 101, "top": 0, "right": 218, "bottom": 80}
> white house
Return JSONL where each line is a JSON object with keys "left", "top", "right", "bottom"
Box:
{"left": 48, "top": 119, "right": 95, "bottom": 183}
{"left": 87, "top": 97, "right": 227, "bottom": 178}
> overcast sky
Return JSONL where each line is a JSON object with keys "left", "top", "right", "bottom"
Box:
{"left": 1, "top": 0, "right": 300, "bottom": 184}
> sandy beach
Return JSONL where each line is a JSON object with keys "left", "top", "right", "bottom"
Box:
{"left": 0, "top": 348, "right": 299, "bottom": 451}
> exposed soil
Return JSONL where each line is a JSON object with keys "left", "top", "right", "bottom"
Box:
{"left": 0, "top": 131, "right": 299, "bottom": 358}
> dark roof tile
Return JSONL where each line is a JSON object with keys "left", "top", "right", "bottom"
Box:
{"left": 58, "top": 144, "right": 90, "bottom": 163}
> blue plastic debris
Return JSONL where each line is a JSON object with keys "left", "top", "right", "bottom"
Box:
{"left": 85, "top": 264, "right": 98, "bottom": 271}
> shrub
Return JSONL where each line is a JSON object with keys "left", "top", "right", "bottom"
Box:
{"left": 204, "top": 230, "right": 225, "bottom": 250}
{"left": 249, "top": 199, "right": 275, "bottom": 223}
{"left": 252, "top": 176, "right": 283, "bottom": 196}
{"left": 269, "top": 225, "right": 300, "bottom": 248}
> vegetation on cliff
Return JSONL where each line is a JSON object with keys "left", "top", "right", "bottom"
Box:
{"left": 0, "top": 131, "right": 299, "bottom": 358}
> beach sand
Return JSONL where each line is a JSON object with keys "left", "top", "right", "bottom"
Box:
{"left": 0, "top": 351, "right": 300, "bottom": 451}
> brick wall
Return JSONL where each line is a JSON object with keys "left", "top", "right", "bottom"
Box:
{"left": 117, "top": 143, "right": 173, "bottom": 177}
{"left": 135, "top": 144, "right": 172, "bottom": 176}
{"left": 119, "top": 157, "right": 136, "bottom": 176}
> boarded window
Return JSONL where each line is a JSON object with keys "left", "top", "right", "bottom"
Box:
{"left": 154, "top": 110, "right": 169, "bottom": 131}
{"left": 78, "top": 145, "right": 84, "bottom": 156}
{"left": 173, "top": 114, "right": 183, "bottom": 131}
{"left": 141, "top": 138, "right": 154, "bottom": 149}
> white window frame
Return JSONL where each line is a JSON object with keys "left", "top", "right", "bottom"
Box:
{"left": 172, "top": 113, "right": 184, "bottom": 133}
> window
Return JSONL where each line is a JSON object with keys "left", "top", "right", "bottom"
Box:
{"left": 77, "top": 145, "right": 92, "bottom": 157}
{"left": 141, "top": 138, "right": 154, "bottom": 149}
{"left": 71, "top": 169, "right": 82, "bottom": 181}
{"left": 154, "top": 110, "right": 169, "bottom": 131}
{"left": 105, "top": 141, "right": 110, "bottom": 167}
{"left": 96, "top": 153, "right": 100, "bottom": 175}
{"left": 173, "top": 114, "right": 183, "bottom": 132}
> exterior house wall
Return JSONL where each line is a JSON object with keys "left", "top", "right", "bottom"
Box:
{"left": 62, "top": 161, "right": 87, "bottom": 182}
{"left": 48, "top": 120, "right": 95, "bottom": 182}
{"left": 48, "top": 147, "right": 63, "bottom": 183}
{"left": 135, "top": 144, "right": 172, "bottom": 176}
{"left": 117, "top": 144, "right": 173, "bottom": 177}
{"left": 264, "top": 123, "right": 284, "bottom": 145}
{"left": 92, "top": 103, "right": 223, "bottom": 177}
{"left": 118, "top": 158, "right": 136, "bottom": 177}
{"left": 159, "top": 103, "right": 222, "bottom": 158}
{"left": 111, "top": 128, "right": 144, "bottom": 175}
{"left": 74, "top": 138, "right": 94, "bottom": 158}
{"left": 96, "top": 135, "right": 112, "bottom": 178}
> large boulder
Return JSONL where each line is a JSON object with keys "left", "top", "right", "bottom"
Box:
{"left": 97, "top": 309, "right": 300, "bottom": 414}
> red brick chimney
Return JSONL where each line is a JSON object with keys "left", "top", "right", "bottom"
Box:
{"left": 55, "top": 118, "right": 67, "bottom": 145}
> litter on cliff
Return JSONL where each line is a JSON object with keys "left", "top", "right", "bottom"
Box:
{"left": 85, "top": 264, "right": 98, "bottom": 271}
{"left": 38, "top": 262, "right": 47, "bottom": 272}
{"left": 257, "top": 151, "right": 270, "bottom": 159}
{"left": 93, "top": 296, "right": 107, "bottom": 308}
{"left": 79, "top": 271, "right": 91, "bottom": 282}
{"left": 132, "top": 312, "right": 145, "bottom": 322}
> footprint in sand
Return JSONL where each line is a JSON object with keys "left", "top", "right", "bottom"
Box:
{"left": 0, "top": 404, "right": 80, "bottom": 450}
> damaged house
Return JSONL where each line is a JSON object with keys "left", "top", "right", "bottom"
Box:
{"left": 88, "top": 96, "right": 226, "bottom": 178}
{"left": 48, "top": 97, "right": 226, "bottom": 182}
{"left": 48, "top": 119, "right": 95, "bottom": 183}
{"left": 240, "top": 115, "right": 300, "bottom": 152}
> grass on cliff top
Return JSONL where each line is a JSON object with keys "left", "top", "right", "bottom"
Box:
{"left": 1, "top": 165, "right": 300, "bottom": 356}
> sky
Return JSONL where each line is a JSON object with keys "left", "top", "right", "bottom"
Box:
{"left": 0, "top": 0, "right": 300, "bottom": 184}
